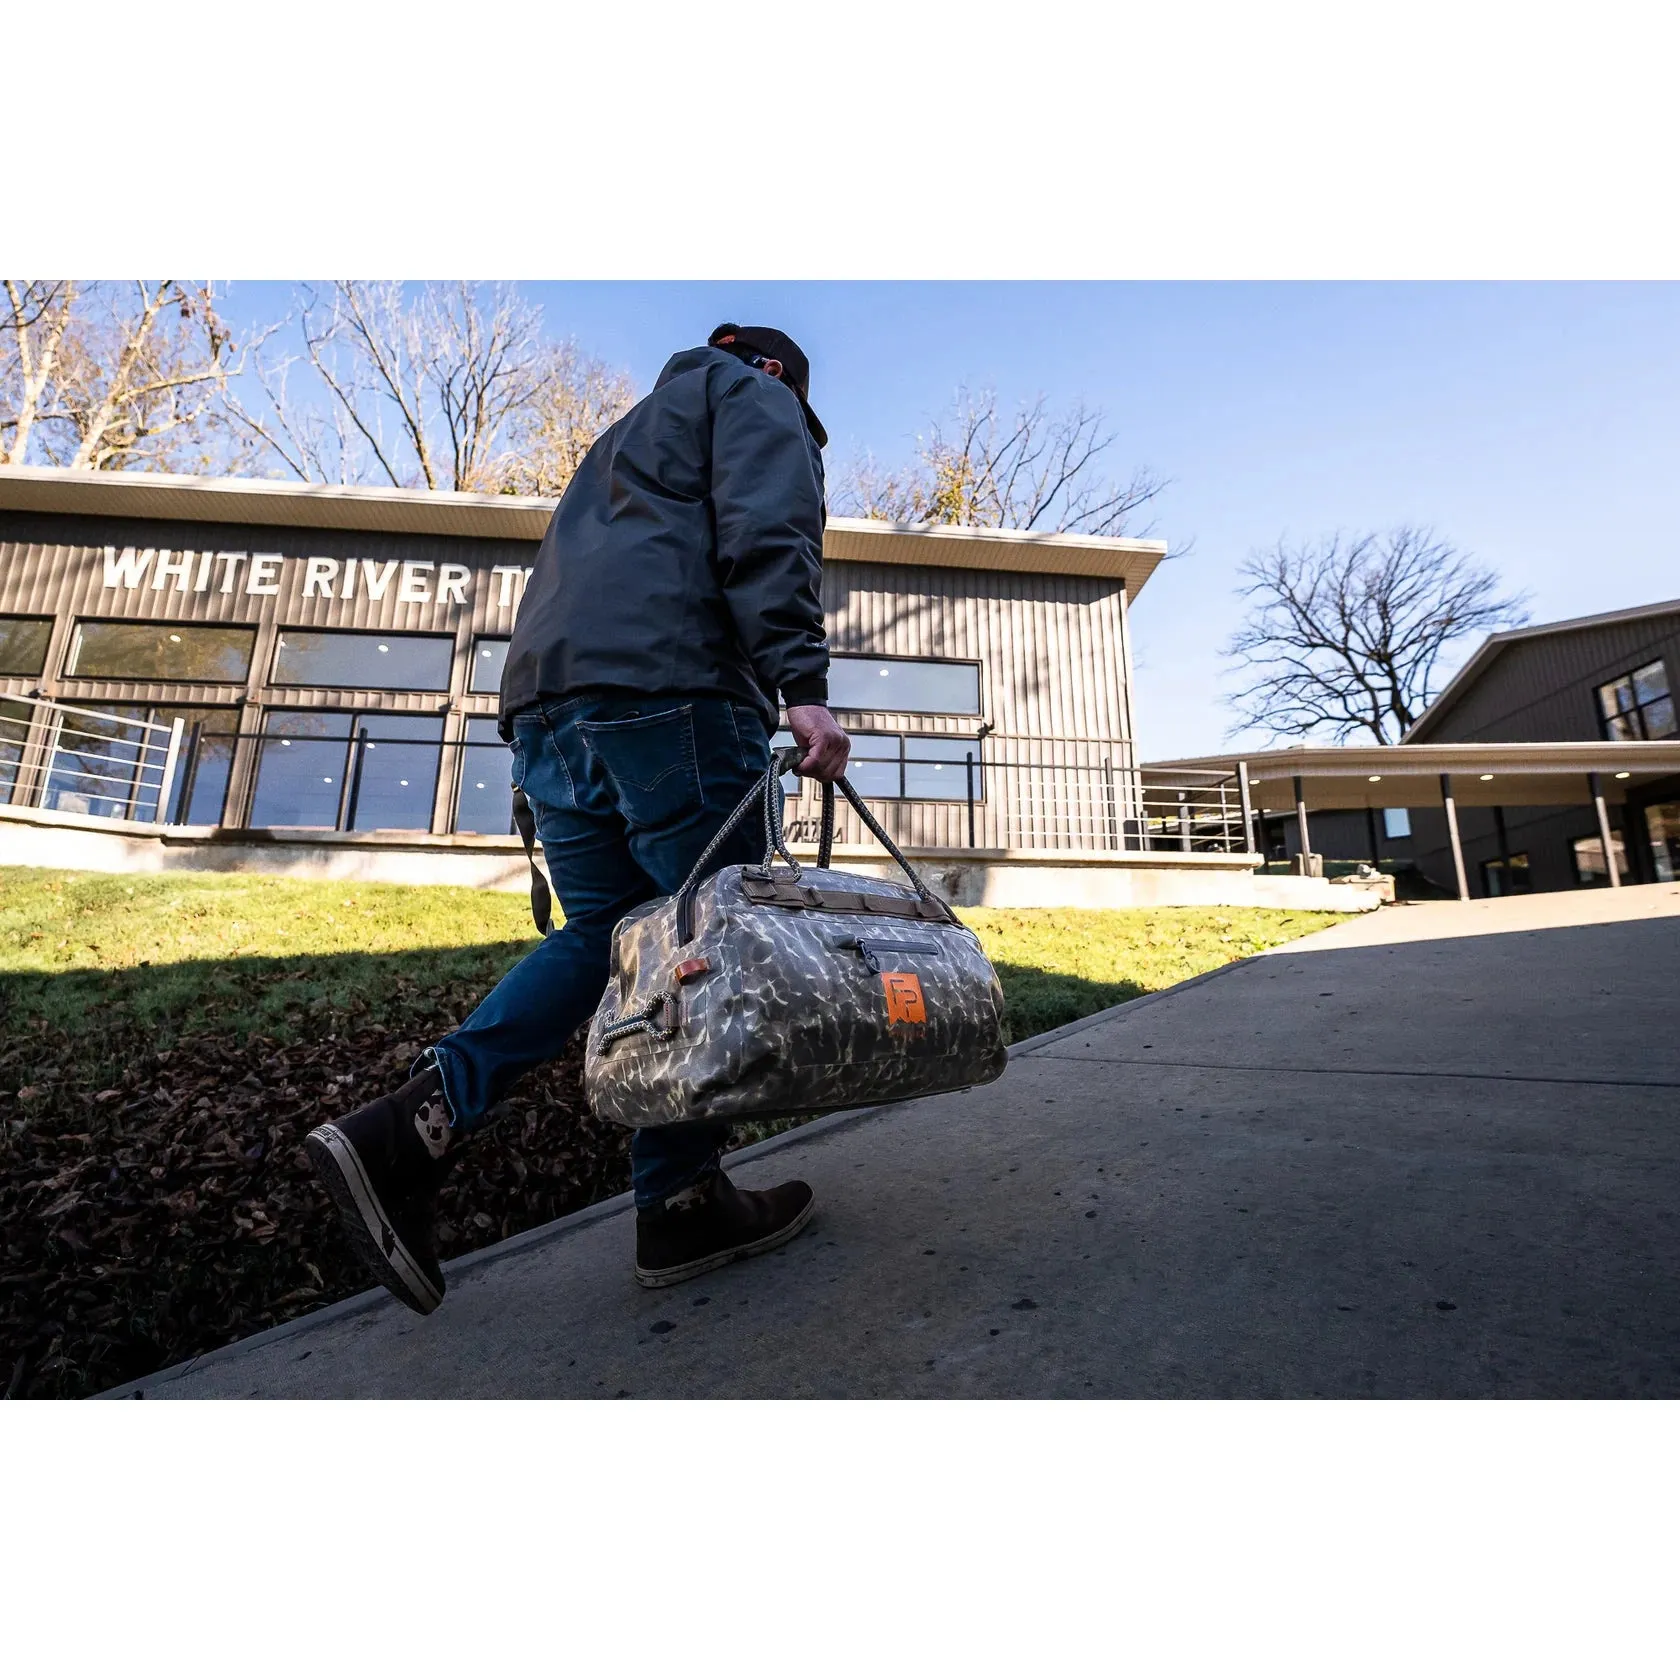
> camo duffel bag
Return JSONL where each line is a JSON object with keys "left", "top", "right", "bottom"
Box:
{"left": 584, "top": 746, "right": 1008, "bottom": 1128}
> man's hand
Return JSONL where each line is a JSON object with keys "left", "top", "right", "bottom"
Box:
{"left": 785, "top": 703, "right": 850, "bottom": 783}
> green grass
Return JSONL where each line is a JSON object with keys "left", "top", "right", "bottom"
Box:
{"left": 0, "top": 868, "right": 538, "bottom": 1041}
{"left": 0, "top": 869, "right": 1345, "bottom": 1398}
{"left": 961, "top": 905, "right": 1346, "bottom": 1041}
{"left": 0, "top": 866, "right": 1345, "bottom": 1050}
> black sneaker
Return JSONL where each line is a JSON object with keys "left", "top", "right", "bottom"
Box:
{"left": 305, "top": 1066, "right": 455, "bottom": 1315}
{"left": 635, "top": 1170, "right": 816, "bottom": 1288}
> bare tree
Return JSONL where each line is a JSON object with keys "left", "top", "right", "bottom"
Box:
{"left": 2, "top": 281, "right": 255, "bottom": 472}
{"left": 833, "top": 387, "right": 1167, "bottom": 536}
{"left": 497, "top": 338, "right": 637, "bottom": 496}
{"left": 1222, "top": 527, "right": 1530, "bottom": 744}
{"left": 226, "top": 281, "right": 634, "bottom": 495}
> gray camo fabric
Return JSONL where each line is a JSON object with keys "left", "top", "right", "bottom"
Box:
{"left": 584, "top": 864, "right": 1008, "bottom": 1129}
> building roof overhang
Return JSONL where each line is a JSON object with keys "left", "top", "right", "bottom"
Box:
{"left": 1145, "top": 740, "right": 1680, "bottom": 812}
{"left": 0, "top": 465, "right": 1169, "bottom": 598}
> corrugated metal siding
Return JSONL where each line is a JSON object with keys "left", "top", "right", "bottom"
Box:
{"left": 802, "top": 560, "right": 1133, "bottom": 850}
{"left": 2, "top": 515, "right": 1137, "bottom": 850}
{"left": 0, "top": 511, "right": 534, "bottom": 718}
{"left": 1421, "top": 615, "right": 1680, "bottom": 743}
{"left": 822, "top": 560, "right": 1130, "bottom": 740}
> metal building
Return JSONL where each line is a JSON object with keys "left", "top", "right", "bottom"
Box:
{"left": 1, "top": 466, "right": 1237, "bottom": 884}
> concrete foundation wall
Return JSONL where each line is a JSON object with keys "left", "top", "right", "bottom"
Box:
{"left": 0, "top": 806, "right": 1381, "bottom": 913}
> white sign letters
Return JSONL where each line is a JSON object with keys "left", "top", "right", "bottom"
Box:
{"left": 98, "top": 547, "right": 529, "bottom": 612}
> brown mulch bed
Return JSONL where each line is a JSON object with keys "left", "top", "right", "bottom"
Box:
{"left": 0, "top": 987, "right": 641, "bottom": 1401}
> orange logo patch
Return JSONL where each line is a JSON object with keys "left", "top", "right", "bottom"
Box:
{"left": 882, "top": 971, "right": 926, "bottom": 1025}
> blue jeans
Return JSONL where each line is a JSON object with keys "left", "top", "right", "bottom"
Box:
{"left": 430, "top": 694, "right": 774, "bottom": 1209}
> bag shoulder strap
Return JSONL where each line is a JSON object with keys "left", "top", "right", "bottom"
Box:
{"left": 511, "top": 786, "right": 554, "bottom": 936}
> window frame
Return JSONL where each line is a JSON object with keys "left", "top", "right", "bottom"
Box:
{"left": 1570, "top": 828, "right": 1628, "bottom": 886}
{"left": 1480, "top": 851, "right": 1532, "bottom": 898}
{"left": 249, "top": 707, "right": 446, "bottom": 832}
{"left": 269, "top": 627, "right": 456, "bottom": 693}
{"left": 0, "top": 614, "right": 54, "bottom": 679}
{"left": 452, "top": 714, "right": 515, "bottom": 835}
{"left": 774, "top": 726, "right": 987, "bottom": 803}
{"left": 1596, "top": 658, "right": 1675, "bottom": 742}
{"left": 826, "top": 653, "right": 984, "bottom": 718}
{"left": 62, "top": 618, "right": 258, "bottom": 684}
{"left": 469, "top": 637, "right": 510, "bottom": 695}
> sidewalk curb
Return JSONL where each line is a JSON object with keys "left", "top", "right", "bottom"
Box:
{"left": 100, "top": 952, "right": 1274, "bottom": 1398}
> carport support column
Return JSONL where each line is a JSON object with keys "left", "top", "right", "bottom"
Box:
{"left": 1293, "top": 774, "right": 1311, "bottom": 869}
{"left": 1440, "top": 773, "right": 1469, "bottom": 901}
{"left": 1588, "top": 772, "right": 1623, "bottom": 888}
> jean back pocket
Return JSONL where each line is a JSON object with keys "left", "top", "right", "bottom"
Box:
{"left": 577, "top": 704, "right": 701, "bottom": 830}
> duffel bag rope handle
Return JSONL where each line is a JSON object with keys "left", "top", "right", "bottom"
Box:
{"left": 600, "top": 988, "right": 679, "bottom": 1045}
{"left": 674, "top": 745, "right": 942, "bottom": 945}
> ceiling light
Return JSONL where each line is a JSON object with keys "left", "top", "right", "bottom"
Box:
{"left": 1615, "top": 771, "right": 1630, "bottom": 779}
{"left": 1367, "top": 775, "right": 1381, "bottom": 783}
{"left": 168, "top": 633, "right": 181, "bottom": 643}
{"left": 1479, "top": 774, "right": 1494, "bottom": 781}
{"left": 399, "top": 779, "right": 409, "bottom": 787}
{"left": 377, "top": 644, "right": 390, "bottom": 653}
{"left": 879, "top": 668, "right": 890, "bottom": 677}
{"left": 281, "top": 739, "right": 291, "bottom": 747}
{"left": 322, "top": 777, "right": 333, "bottom": 784}
{"left": 474, "top": 781, "right": 486, "bottom": 789}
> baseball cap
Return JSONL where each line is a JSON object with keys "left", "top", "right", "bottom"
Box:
{"left": 708, "top": 322, "right": 827, "bottom": 447}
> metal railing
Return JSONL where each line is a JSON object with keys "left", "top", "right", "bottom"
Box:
{"left": 780, "top": 740, "right": 1255, "bottom": 855}
{"left": 1, "top": 695, "right": 185, "bottom": 824}
{"left": 0, "top": 698, "right": 1259, "bottom": 858}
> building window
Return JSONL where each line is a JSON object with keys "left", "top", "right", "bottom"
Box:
{"left": 250, "top": 710, "right": 443, "bottom": 830}
{"left": 839, "top": 731, "right": 910, "bottom": 799}
{"left": 1571, "top": 829, "right": 1627, "bottom": 886}
{"left": 271, "top": 630, "right": 453, "bottom": 691}
{"left": 827, "top": 655, "right": 981, "bottom": 716}
{"left": 1597, "top": 659, "right": 1675, "bottom": 741}
{"left": 774, "top": 728, "right": 985, "bottom": 801}
{"left": 904, "top": 735, "right": 984, "bottom": 799}
{"left": 1481, "top": 853, "right": 1532, "bottom": 897}
{"left": 0, "top": 615, "right": 52, "bottom": 678}
{"left": 455, "top": 716, "right": 513, "bottom": 834}
{"left": 1382, "top": 808, "right": 1411, "bottom": 839}
{"left": 1646, "top": 803, "right": 1680, "bottom": 883}
{"left": 470, "top": 638, "right": 509, "bottom": 694}
{"left": 65, "top": 620, "right": 255, "bottom": 683}
{"left": 162, "top": 708, "right": 243, "bottom": 825}
{"left": 0, "top": 698, "right": 30, "bottom": 803}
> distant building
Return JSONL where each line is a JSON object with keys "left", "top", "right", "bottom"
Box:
{"left": 1245, "top": 599, "right": 1680, "bottom": 893}
{"left": 1401, "top": 599, "right": 1680, "bottom": 891}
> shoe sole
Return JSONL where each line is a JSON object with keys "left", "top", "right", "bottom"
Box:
{"left": 305, "top": 1124, "right": 444, "bottom": 1316}
{"left": 634, "top": 1193, "right": 817, "bottom": 1289}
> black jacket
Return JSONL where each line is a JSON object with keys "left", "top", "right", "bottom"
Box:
{"left": 499, "top": 344, "right": 829, "bottom": 732}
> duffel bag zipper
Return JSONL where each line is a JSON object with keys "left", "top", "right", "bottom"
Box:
{"left": 840, "top": 936, "right": 941, "bottom": 974}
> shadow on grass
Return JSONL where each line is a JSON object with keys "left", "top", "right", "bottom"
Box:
{"left": 2, "top": 944, "right": 1161, "bottom": 1399}
{"left": 991, "top": 963, "right": 1148, "bottom": 1044}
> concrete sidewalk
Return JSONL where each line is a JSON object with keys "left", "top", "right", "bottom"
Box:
{"left": 127, "top": 884, "right": 1680, "bottom": 1399}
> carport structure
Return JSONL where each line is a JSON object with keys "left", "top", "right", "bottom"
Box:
{"left": 1147, "top": 740, "right": 1680, "bottom": 898}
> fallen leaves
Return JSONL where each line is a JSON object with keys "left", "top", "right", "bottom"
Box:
{"left": 0, "top": 986, "right": 626, "bottom": 1401}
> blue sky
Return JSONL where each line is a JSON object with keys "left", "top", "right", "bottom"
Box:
{"left": 219, "top": 282, "right": 1680, "bottom": 760}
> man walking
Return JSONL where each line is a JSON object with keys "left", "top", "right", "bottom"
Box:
{"left": 305, "top": 325, "right": 849, "bottom": 1314}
